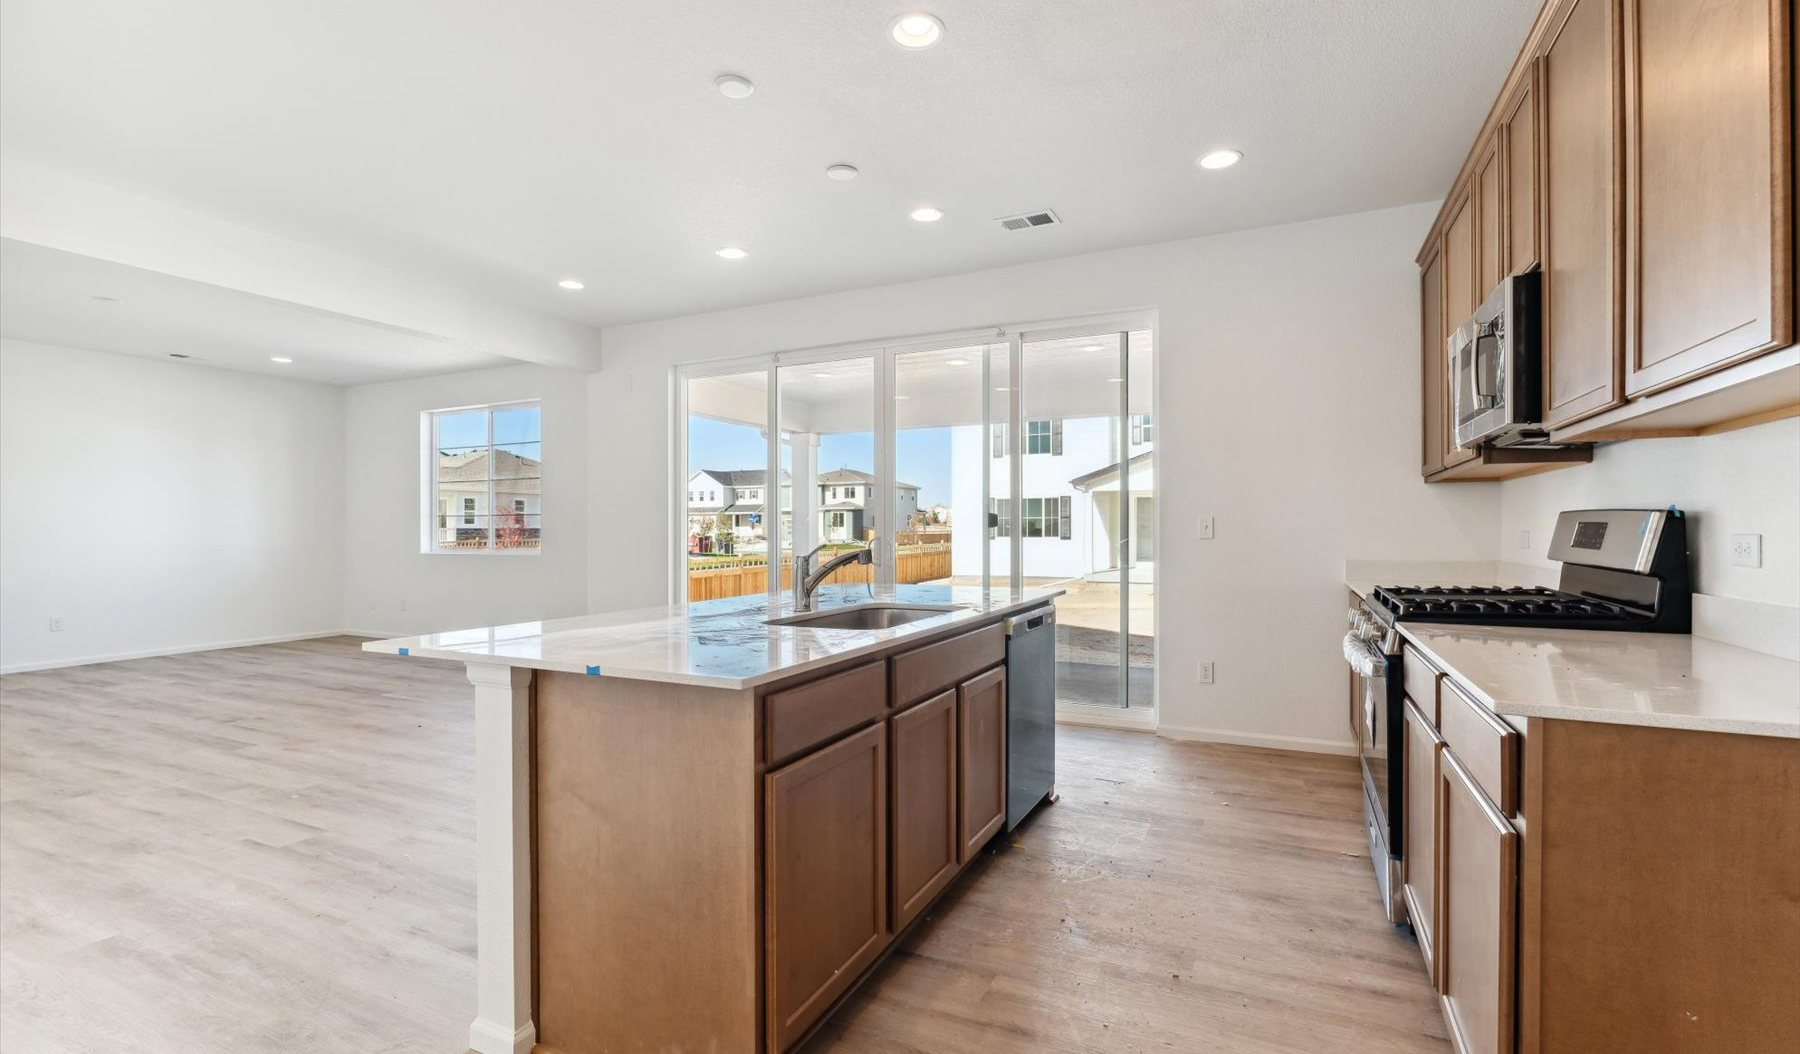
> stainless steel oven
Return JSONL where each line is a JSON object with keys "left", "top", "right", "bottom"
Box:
{"left": 1344, "top": 599, "right": 1404, "bottom": 922}
{"left": 1449, "top": 271, "right": 1543, "bottom": 449}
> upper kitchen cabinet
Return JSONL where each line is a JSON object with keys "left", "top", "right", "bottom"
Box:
{"left": 1414, "top": 0, "right": 1799, "bottom": 475}
{"left": 1541, "top": 0, "right": 1625, "bottom": 429}
{"left": 1622, "top": 0, "right": 1792, "bottom": 397}
{"left": 1421, "top": 246, "right": 1449, "bottom": 477}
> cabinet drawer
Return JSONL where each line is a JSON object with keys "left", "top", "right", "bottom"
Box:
{"left": 1403, "top": 646, "right": 1444, "bottom": 725}
{"left": 891, "top": 623, "right": 1004, "bottom": 709}
{"left": 1440, "top": 678, "right": 1519, "bottom": 816}
{"left": 764, "top": 660, "right": 887, "bottom": 766}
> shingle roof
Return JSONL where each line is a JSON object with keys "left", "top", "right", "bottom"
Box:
{"left": 437, "top": 449, "right": 542, "bottom": 482}
{"left": 819, "top": 467, "right": 920, "bottom": 490}
{"left": 693, "top": 468, "right": 792, "bottom": 488}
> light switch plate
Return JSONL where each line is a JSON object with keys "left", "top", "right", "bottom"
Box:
{"left": 1197, "top": 516, "right": 1215, "bottom": 540}
{"left": 1519, "top": 529, "right": 1531, "bottom": 550}
{"left": 1730, "top": 534, "right": 1763, "bottom": 568}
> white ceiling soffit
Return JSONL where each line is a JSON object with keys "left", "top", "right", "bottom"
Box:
{"left": 0, "top": 0, "right": 1539, "bottom": 329}
{"left": 0, "top": 239, "right": 516, "bottom": 385}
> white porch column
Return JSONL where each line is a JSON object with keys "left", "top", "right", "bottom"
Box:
{"left": 791, "top": 432, "right": 820, "bottom": 567}
{"left": 466, "top": 662, "right": 536, "bottom": 1054}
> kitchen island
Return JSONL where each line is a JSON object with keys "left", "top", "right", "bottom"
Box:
{"left": 365, "top": 584, "right": 1062, "bottom": 1054}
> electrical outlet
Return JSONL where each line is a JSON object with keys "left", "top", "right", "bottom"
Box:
{"left": 1730, "top": 534, "right": 1763, "bottom": 568}
{"left": 1519, "top": 529, "right": 1532, "bottom": 550}
{"left": 1198, "top": 661, "right": 1215, "bottom": 684}
{"left": 48, "top": 615, "right": 63, "bottom": 632}
{"left": 1197, "top": 516, "right": 1215, "bottom": 540}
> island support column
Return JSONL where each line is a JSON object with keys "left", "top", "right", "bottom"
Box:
{"left": 466, "top": 663, "right": 535, "bottom": 1054}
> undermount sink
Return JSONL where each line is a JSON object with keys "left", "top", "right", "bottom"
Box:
{"left": 766, "top": 603, "right": 962, "bottom": 631}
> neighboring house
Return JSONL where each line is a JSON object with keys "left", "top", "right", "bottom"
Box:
{"left": 949, "top": 413, "right": 1154, "bottom": 580}
{"left": 685, "top": 467, "right": 920, "bottom": 547}
{"left": 687, "top": 469, "right": 791, "bottom": 546}
{"left": 435, "top": 448, "right": 541, "bottom": 544}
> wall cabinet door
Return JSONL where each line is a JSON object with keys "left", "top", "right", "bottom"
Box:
{"left": 1624, "top": 0, "right": 1791, "bottom": 395}
{"left": 1437, "top": 750, "right": 1518, "bottom": 1054}
{"left": 1476, "top": 139, "right": 1505, "bottom": 299}
{"left": 890, "top": 690, "right": 959, "bottom": 931}
{"left": 1541, "top": 0, "right": 1625, "bottom": 428}
{"left": 1420, "top": 248, "right": 1449, "bottom": 477}
{"left": 958, "top": 666, "right": 1007, "bottom": 860}
{"left": 1505, "top": 65, "right": 1542, "bottom": 275}
{"left": 765, "top": 722, "right": 889, "bottom": 1052}
{"left": 1403, "top": 699, "right": 1444, "bottom": 989}
{"left": 1441, "top": 195, "right": 1479, "bottom": 468}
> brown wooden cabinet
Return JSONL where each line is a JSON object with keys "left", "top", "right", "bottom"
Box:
{"left": 1541, "top": 0, "right": 1625, "bottom": 428}
{"left": 1475, "top": 139, "right": 1505, "bottom": 298}
{"left": 764, "top": 722, "right": 890, "bottom": 1053}
{"left": 957, "top": 665, "right": 1007, "bottom": 860}
{"left": 889, "top": 689, "right": 959, "bottom": 931}
{"left": 1437, "top": 748, "right": 1518, "bottom": 1054}
{"left": 1504, "top": 65, "right": 1542, "bottom": 276}
{"left": 1420, "top": 247, "right": 1449, "bottom": 477}
{"left": 1401, "top": 698, "right": 1443, "bottom": 989}
{"left": 1623, "top": 0, "right": 1791, "bottom": 396}
{"left": 1441, "top": 194, "right": 1480, "bottom": 469}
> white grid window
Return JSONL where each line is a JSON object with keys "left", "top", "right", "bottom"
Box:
{"left": 426, "top": 402, "right": 542, "bottom": 552}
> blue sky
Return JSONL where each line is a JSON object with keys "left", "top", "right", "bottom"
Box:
{"left": 688, "top": 417, "right": 952, "bottom": 506}
{"left": 436, "top": 406, "right": 541, "bottom": 455}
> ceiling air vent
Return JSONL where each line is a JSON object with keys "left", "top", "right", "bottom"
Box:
{"left": 996, "top": 209, "right": 1060, "bottom": 231}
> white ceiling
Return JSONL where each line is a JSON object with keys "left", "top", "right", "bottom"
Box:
{"left": 0, "top": 239, "right": 514, "bottom": 384}
{"left": 0, "top": 0, "right": 1538, "bottom": 329}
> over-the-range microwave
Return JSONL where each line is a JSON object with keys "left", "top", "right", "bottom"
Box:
{"left": 1447, "top": 271, "right": 1549, "bottom": 449}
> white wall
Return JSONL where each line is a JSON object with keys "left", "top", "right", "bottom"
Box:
{"left": 342, "top": 363, "right": 589, "bottom": 636}
{"left": 592, "top": 202, "right": 1501, "bottom": 752}
{"left": 0, "top": 337, "right": 345, "bottom": 671}
{"left": 1498, "top": 417, "right": 1800, "bottom": 607}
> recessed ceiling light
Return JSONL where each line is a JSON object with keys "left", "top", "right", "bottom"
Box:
{"left": 826, "top": 164, "right": 860, "bottom": 181}
{"left": 944, "top": 357, "right": 971, "bottom": 367}
{"left": 715, "top": 74, "right": 755, "bottom": 99}
{"left": 557, "top": 278, "right": 585, "bottom": 290}
{"left": 1080, "top": 343, "right": 1105, "bottom": 352}
{"left": 270, "top": 356, "right": 293, "bottom": 364}
{"left": 994, "top": 386, "right": 1011, "bottom": 392}
{"left": 909, "top": 206, "right": 944, "bottom": 223}
{"left": 715, "top": 246, "right": 749, "bottom": 260}
{"left": 811, "top": 371, "right": 833, "bottom": 379}
{"left": 894, "top": 394, "right": 911, "bottom": 400}
{"left": 890, "top": 13, "right": 944, "bottom": 49}
{"left": 1108, "top": 377, "right": 1124, "bottom": 383}
{"left": 1197, "top": 149, "right": 1243, "bottom": 170}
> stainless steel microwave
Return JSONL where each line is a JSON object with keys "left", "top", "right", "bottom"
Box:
{"left": 1448, "top": 271, "right": 1543, "bottom": 449}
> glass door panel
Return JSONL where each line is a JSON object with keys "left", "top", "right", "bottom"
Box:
{"left": 893, "top": 342, "right": 999, "bottom": 589}
{"left": 684, "top": 369, "right": 771, "bottom": 601}
{"left": 779, "top": 357, "right": 876, "bottom": 590}
{"left": 1125, "top": 330, "right": 1156, "bottom": 708}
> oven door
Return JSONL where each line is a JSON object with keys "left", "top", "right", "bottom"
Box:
{"left": 1346, "top": 631, "right": 1405, "bottom": 921}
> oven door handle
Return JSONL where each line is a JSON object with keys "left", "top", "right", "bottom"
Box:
{"left": 1342, "top": 633, "right": 1381, "bottom": 677}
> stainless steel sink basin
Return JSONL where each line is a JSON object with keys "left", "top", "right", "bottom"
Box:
{"left": 766, "top": 603, "right": 961, "bottom": 631}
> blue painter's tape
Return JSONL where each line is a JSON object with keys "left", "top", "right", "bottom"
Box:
{"left": 586, "top": 665, "right": 601, "bottom": 676}
{"left": 398, "top": 647, "right": 410, "bottom": 656}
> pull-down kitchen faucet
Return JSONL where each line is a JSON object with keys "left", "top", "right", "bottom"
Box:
{"left": 793, "top": 542, "right": 872, "bottom": 613}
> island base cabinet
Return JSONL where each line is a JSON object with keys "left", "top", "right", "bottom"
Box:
{"left": 958, "top": 667, "right": 1007, "bottom": 859}
{"left": 890, "top": 690, "right": 960, "bottom": 931}
{"left": 764, "top": 722, "right": 889, "bottom": 1054}
{"left": 1438, "top": 750, "right": 1518, "bottom": 1054}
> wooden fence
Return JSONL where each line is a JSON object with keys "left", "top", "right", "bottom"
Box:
{"left": 687, "top": 544, "right": 952, "bottom": 602}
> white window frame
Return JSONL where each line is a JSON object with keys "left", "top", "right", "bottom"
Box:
{"left": 420, "top": 398, "right": 542, "bottom": 556}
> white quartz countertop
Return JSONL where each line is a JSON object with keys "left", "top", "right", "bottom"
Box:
{"left": 362, "top": 584, "right": 1064, "bottom": 690}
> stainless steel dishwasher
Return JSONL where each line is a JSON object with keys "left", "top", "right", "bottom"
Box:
{"left": 1003, "top": 604, "right": 1057, "bottom": 830}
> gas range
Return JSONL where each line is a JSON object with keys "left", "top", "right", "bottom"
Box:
{"left": 1369, "top": 584, "right": 1653, "bottom": 629}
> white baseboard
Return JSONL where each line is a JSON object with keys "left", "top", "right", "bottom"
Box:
{"left": 1155, "top": 722, "right": 1357, "bottom": 757}
{"left": 468, "top": 1018, "right": 535, "bottom": 1054}
{"left": 1056, "top": 704, "right": 1158, "bottom": 731}
{"left": 0, "top": 630, "right": 349, "bottom": 675}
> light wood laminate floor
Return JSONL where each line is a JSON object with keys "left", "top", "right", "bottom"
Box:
{"left": 0, "top": 637, "right": 1448, "bottom": 1054}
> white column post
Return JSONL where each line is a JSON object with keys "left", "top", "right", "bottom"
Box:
{"left": 792, "top": 432, "right": 820, "bottom": 570}
{"left": 466, "top": 662, "right": 536, "bottom": 1054}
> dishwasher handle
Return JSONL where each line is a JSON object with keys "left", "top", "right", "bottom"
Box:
{"left": 1005, "top": 605, "right": 1057, "bottom": 637}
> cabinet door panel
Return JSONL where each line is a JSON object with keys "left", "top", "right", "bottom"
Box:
{"left": 1421, "top": 249, "right": 1448, "bottom": 477}
{"left": 1403, "top": 698, "right": 1444, "bottom": 989}
{"left": 1542, "top": 0, "right": 1625, "bottom": 427}
{"left": 958, "top": 666, "right": 1007, "bottom": 860}
{"left": 1505, "top": 66, "right": 1542, "bottom": 275}
{"left": 1625, "top": 0, "right": 1790, "bottom": 395}
{"left": 1438, "top": 750, "right": 1518, "bottom": 1054}
{"left": 765, "top": 723, "right": 889, "bottom": 1052}
{"left": 890, "top": 690, "right": 959, "bottom": 931}
{"left": 1477, "top": 141, "right": 1504, "bottom": 298}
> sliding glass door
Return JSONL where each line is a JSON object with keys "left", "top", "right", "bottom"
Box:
{"left": 675, "top": 319, "right": 1154, "bottom": 709}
